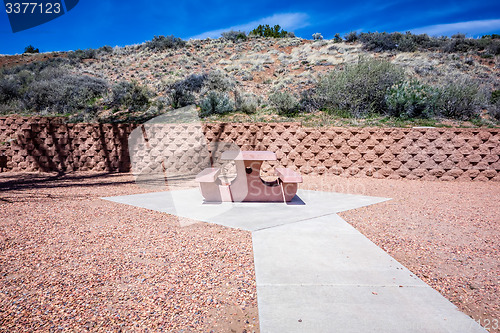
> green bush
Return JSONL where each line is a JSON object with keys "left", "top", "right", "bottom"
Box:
{"left": 385, "top": 80, "right": 438, "bottom": 118}
{"left": 235, "top": 92, "right": 259, "bottom": 114}
{"left": 316, "top": 57, "right": 405, "bottom": 117}
{"left": 395, "top": 32, "right": 418, "bottom": 52}
{"left": 145, "top": 35, "right": 186, "bottom": 51}
{"left": 24, "top": 45, "right": 39, "bottom": 54}
{"left": 98, "top": 45, "right": 113, "bottom": 54}
{"left": 0, "top": 76, "right": 23, "bottom": 104}
{"left": 0, "top": 58, "right": 108, "bottom": 116}
{"left": 199, "top": 91, "right": 234, "bottom": 116}
{"left": 441, "top": 34, "right": 500, "bottom": 54}
{"left": 249, "top": 24, "right": 293, "bottom": 38}
{"left": 68, "top": 48, "right": 97, "bottom": 61}
{"left": 359, "top": 32, "right": 397, "bottom": 51}
{"left": 298, "top": 88, "right": 320, "bottom": 113}
{"left": 203, "top": 70, "right": 235, "bottom": 92}
{"left": 482, "top": 34, "right": 500, "bottom": 39}
{"left": 268, "top": 91, "right": 299, "bottom": 116}
{"left": 168, "top": 73, "right": 206, "bottom": 108}
{"left": 488, "top": 90, "right": 500, "bottom": 121}
{"left": 167, "top": 70, "right": 235, "bottom": 109}
{"left": 358, "top": 32, "right": 419, "bottom": 52}
{"left": 491, "top": 90, "right": 500, "bottom": 104}
{"left": 489, "top": 102, "right": 500, "bottom": 121}
{"left": 221, "top": 30, "right": 247, "bottom": 42}
{"left": 350, "top": 31, "right": 500, "bottom": 54}
{"left": 312, "top": 33, "right": 323, "bottom": 40}
{"left": 107, "top": 81, "right": 153, "bottom": 112}
{"left": 169, "top": 89, "right": 195, "bottom": 109}
{"left": 442, "top": 38, "right": 476, "bottom": 53}
{"left": 23, "top": 73, "right": 108, "bottom": 114}
{"left": 435, "top": 76, "right": 484, "bottom": 120}
{"left": 1, "top": 57, "right": 68, "bottom": 77}
{"left": 486, "top": 41, "right": 500, "bottom": 56}
{"left": 344, "top": 31, "right": 358, "bottom": 43}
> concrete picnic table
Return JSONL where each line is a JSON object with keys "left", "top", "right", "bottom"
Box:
{"left": 195, "top": 150, "right": 302, "bottom": 202}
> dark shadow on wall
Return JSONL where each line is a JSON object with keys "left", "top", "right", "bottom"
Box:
{"left": 48, "top": 121, "right": 68, "bottom": 173}
{"left": 98, "top": 123, "right": 136, "bottom": 173}
{"left": 18, "top": 120, "right": 63, "bottom": 174}
{"left": 207, "top": 122, "right": 227, "bottom": 165}
{"left": 115, "top": 123, "right": 136, "bottom": 172}
{"left": 98, "top": 123, "right": 113, "bottom": 172}
{"left": 18, "top": 121, "right": 137, "bottom": 174}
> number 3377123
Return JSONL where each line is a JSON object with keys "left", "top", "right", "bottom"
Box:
{"left": 5, "top": 2, "right": 61, "bottom": 14}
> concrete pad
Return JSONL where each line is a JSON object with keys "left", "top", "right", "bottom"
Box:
{"left": 102, "top": 188, "right": 390, "bottom": 231}
{"left": 252, "top": 215, "right": 486, "bottom": 332}
{"left": 257, "top": 285, "right": 485, "bottom": 333}
{"left": 252, "top": 215, "right": 427, "bottom": 287}
{"left": 102, "top": 188, "right": 486, "bottom": 332}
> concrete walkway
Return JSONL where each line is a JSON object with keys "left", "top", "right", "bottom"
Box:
{"left": 103, "top": 189, "right": 486, "bottom": 332}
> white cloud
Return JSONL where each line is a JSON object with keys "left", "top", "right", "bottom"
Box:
{"left": 190, "top": 13, "right": 309, "bottom": 40}
{"left": 410, "top": 19, "right": 500, "bottom": 37}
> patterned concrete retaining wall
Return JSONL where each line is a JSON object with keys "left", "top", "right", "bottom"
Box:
{"left": 1, "top": 117, "right": 499, "bottom": 181}
{"left": 203, "top": 123, "right": 500, "bottom": 181}
{"left": 0, "top": 117, "right": 135, "bottom": 173}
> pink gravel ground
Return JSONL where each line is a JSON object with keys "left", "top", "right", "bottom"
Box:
{"left": 1, "top": 172, "right": 499, "bottom": 332}
{"left": 0, "top": 172, "right": 259, "bottom": 332}
{"left": 302, "top": 175, "right": 499, "bottom": 332}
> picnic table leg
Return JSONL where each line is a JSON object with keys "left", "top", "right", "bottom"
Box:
{"left": 198, "top": 181, "right": 222, "bottom": 202}
{"left": 227, "top": 160, "right": 248, "bottom": 202}
{"left": 281, "top": 182, "right": 299, "bottom": 202}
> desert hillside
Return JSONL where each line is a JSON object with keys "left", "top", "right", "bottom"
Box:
{"left": 1, "top": 33, "right": 499, "bottom": 126}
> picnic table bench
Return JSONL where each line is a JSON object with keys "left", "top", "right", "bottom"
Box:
{"left": 196, "top": 150, "right": 302, "bottom": 202}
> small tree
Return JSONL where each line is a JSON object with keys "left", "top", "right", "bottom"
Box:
{"left": 312, "top": 33, "right": 323, "bottom": 40}
{"left": 199, "top": 91, "right": 234, "bottom": 116}
{"left": 316, "top": 57, "right": 405, "bottom": 117}
{"left": 249, "top": 24, "right": 292, "bottom": 38}
{"left": 451, "top": 33, "right": 466, "bottom": 39}
{"left": 24, "top": 45, "right": 39, "bottom": 54}
{"left": 344, "top": 31, "right": 358, "bottom": 43}
{"left": 268, "top": 91, "right": 300, "bottom": 116}
{"left": 333, "top": 33, "right": 342, "bottom": 43}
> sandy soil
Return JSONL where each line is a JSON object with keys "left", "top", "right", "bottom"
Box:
{"left": 0, "top": 172, "right": 498, "bottom": 332}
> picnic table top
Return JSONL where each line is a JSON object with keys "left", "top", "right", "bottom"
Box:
{"left": 221, "top": 150, "right": 277, "bottom": 161}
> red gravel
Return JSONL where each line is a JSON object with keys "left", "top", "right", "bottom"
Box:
{"left": 0, "top": 172, "right": 259, "bottom": 332}
{"left": 1, "top": 172, "right": 498, "bottom": 332}
{"left": 302, "top": 175, "right": 499, "bottom": 332}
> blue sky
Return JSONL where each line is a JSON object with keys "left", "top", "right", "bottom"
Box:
{"left": 1, "top": 0, "right": 500, "bottom": 54}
